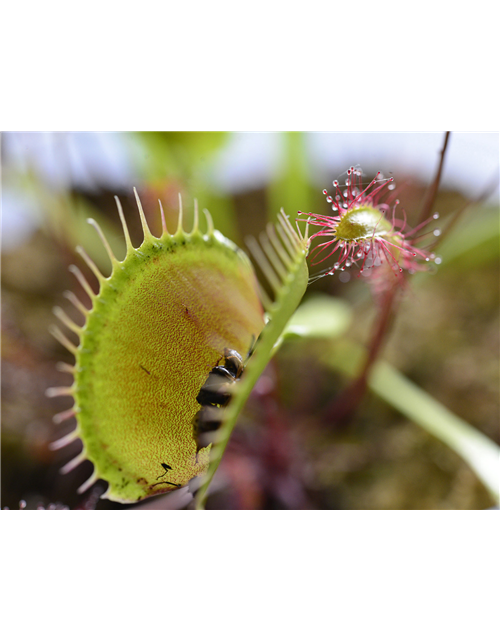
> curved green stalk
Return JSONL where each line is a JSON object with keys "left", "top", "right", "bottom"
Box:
{"left": 321, "top": 339, "right": 500, "bottom": 503}
{"left": 370, "top": 362, "right": 500, "bottom": 503}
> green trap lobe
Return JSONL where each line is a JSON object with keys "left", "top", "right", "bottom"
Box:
{"left": 73, "top": 224, "right": 264, "bottom": 503}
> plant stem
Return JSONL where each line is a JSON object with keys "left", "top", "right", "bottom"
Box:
{"left": 324, "top": 284, "right": 399, "bottom": 425}
{"left": 417, "top": 131, "right": 450, "bottom": 225}
{"left": 323, "top": 340, "right": 500, "bottom": 502}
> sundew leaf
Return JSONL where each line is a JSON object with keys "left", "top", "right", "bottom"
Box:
{"left": 194, "top": 213, "right": 310, "bottom": 508}
{"left": 48, "top": 191, "right": 265, "bottom": 503}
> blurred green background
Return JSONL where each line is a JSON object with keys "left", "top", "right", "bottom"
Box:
{"left": 1, "top": 131, "right": 499, "bottom": 509}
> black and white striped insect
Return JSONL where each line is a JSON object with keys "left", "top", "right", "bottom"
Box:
{"left": 193, "top": 348, "right": 245, "bottom": 452}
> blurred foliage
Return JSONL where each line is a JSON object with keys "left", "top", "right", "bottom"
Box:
{"left": 1, "top": 132, "right": 499, "bottom": 509}
{"left": 133, "top": 131, "right": 239, "bottom": 241}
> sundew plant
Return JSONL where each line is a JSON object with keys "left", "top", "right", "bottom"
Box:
{"left": 2, "top": 131, "right": 499, "bottom": 510}
{"left": 302, "top": 168, "right": 439, "bottom": 279}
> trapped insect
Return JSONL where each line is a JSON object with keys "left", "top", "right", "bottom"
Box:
{"left": 193, "top": 348, "right": 245, "bottom": 452}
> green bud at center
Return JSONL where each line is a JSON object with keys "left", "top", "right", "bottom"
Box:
{"left": 335, "top": 206, "right": 393, "bottom": 242}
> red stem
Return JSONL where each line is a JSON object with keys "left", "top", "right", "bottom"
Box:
{"left": 417, "top": 131, "right": 450, "bottom": 225}
{"left": 325, "top": 284, "right": 399, "bottom": 425}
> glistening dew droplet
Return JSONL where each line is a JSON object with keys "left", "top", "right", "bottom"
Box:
{"left": 297, "top": 168, "right": 438, "bottom": 281}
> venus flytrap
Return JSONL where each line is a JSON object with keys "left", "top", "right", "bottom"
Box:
{"left": 48, "top": 191, "right": 265, "bottom": 503}
{"left": 48, "top": 190, "right": 310, "bottom": 507}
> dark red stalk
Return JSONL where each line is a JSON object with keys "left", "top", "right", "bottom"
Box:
{"left": 325, "top": 284, "right": 400, "bottom": 425}
{"left": 417, "top": 131, "right": 450, "bottom": 226}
